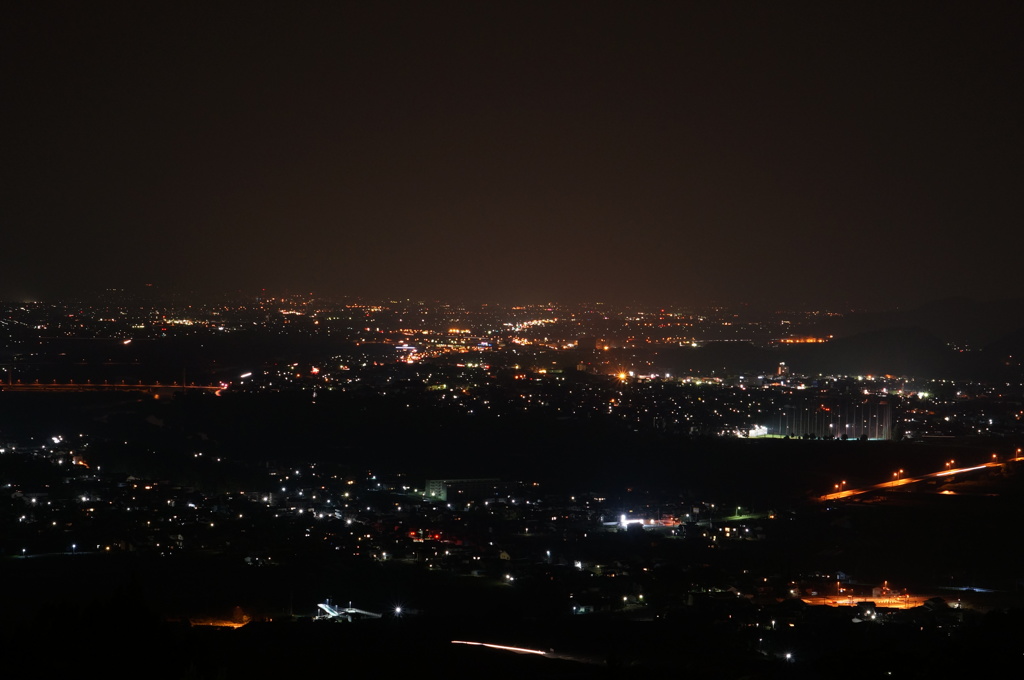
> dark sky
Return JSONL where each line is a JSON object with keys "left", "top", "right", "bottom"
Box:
{"left": 4, "top": 1, "right": 1023, "bottom": 308}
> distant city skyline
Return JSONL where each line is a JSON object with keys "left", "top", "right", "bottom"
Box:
{"left": 5, "top": 2, "right": 1023, "bottom": 307}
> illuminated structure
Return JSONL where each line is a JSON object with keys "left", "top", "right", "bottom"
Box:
{"left": 425, "top": 478, "right": 501, "bottom": 502}
{"left": 316, "top": 600, "right": 381, "bottom": 622}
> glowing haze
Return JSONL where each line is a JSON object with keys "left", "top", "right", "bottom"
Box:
{"left": 4, "top": 2, "right": 1022, "bottom": 307}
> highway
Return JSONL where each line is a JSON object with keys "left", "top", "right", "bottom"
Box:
{"left": 819, "top": 453, "right": 1024, "bottom": 501}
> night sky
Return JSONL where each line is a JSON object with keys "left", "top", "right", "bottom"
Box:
{"left": 5, "top": 2, "right": 1023, "bottom": 308}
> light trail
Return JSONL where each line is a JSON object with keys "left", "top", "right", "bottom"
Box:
{"left": 451, "top": 640, "right": 548, "bottom": 655}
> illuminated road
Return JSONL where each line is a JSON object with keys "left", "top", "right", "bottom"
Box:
{"left": 801, "top": 594, "right": 933, "bottom": 609}
{"left": 819, "top": 455, "right": 1024, "bottom": 501}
